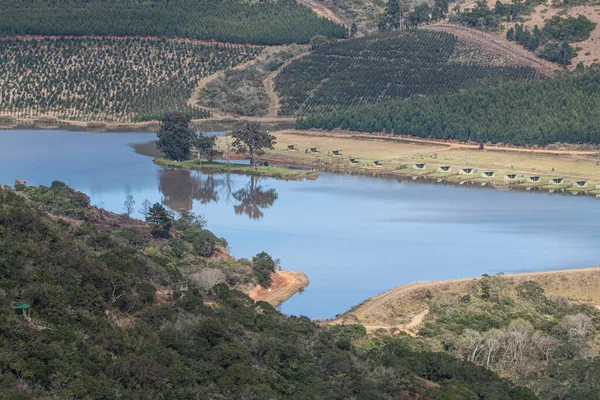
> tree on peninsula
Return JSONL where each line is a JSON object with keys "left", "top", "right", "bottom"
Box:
{"left": 156, "top": 112, "right": 195, "bottom": 161}
{"left": 231, "top": 122, "right": 276, "bottom": 166}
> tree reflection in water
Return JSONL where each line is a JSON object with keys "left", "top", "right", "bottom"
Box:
{"left": 158, "top": 168, "right": 277, "bottom": 219}
{"left": 232, "top": 176, "right": 278, "bottom": 220}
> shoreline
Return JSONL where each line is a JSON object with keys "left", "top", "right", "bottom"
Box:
{"left": 246, "top": 129, "right": 600, "bottom": 198}
{"left": 246, "top": 270, "right": 309, "bottom": 307}
{"left": 154, "top": 158, "right": 319, "bottom": 181}
{"left": 0, "top": 116, "right": 296, "bottom": 133}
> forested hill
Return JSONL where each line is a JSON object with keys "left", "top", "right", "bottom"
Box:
{"left": 0, "top": 0, "right": 346, "bottom": 45}
{"left": 275, "top": 30, "right": 541, "bottom": 116}
{"left": 297, "top": 71, "right": 600, "bottom": 146}
{"left": 0, "top": 183, "right": 535, "bottom": 399}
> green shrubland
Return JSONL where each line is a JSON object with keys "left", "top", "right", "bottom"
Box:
{"left": 0, "top": 183, "right": 534, "bottom": 399}
{"left": 420, "top": 273, "right": 600, "bottom": 398}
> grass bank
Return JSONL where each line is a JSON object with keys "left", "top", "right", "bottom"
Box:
{"left": 245, "top": 130, "right": 600, "bottom": 196}
{"left": 154, "top": 158, "right": 318, "bottom": 181}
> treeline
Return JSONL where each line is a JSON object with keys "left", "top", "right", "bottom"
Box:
{"left": 297, "top": 72, "right": 600, "bottom": 146}
{"left": 0, "top": 184, "right": 535, "bottom": 399}
{"left": 275, "top": 30, "right": 539, "bottom": 116}
{"left": 0, "top": 37, "right": 261, "bottom": 122}
{"left": 0, "top": 0, "right": 346, "bottom": 45}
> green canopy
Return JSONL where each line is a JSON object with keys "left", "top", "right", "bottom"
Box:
{"left": 13, "top": 303, "right": 30, "bottom": 309}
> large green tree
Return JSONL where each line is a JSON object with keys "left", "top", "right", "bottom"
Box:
{"left": 194, "top": 132, "right": 222, "bottom": 162}
{"left": 231, "top": 122, "right": 276, "bottom": 166}
{"left": 157, "top": 113, "right": 195, "bottom": 161}
{"left": 252, "top": 251, "right": 277, "bottom": 287}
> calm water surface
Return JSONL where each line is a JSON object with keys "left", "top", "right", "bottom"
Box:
{"left": 2, "top": 130, "right": 600, "bottom": 319}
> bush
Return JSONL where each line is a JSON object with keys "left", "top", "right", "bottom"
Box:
{"left": 252, "top": 252, "right": 276, "bottom": 287}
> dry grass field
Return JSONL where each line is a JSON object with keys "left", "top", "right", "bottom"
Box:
{"left": 252, "top": 130, "right": 600, "bottom": 193}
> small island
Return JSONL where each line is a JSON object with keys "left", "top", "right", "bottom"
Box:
{"left": 154, "top": 113, "right": 318, "bottom": 181}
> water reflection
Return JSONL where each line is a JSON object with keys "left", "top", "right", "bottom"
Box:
{"left": 158, "top": 169, "right": 278, "bottom": 219}
{"left": 232, "top": 176, "right": 278, "bottom": 220}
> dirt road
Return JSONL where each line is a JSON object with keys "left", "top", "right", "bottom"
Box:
{"left": 247, "top": 270, "right": 309, "bottom": 307}
{"left": 297, "top": 0, "right": 345, "bottom": 25}
{"left": 263, "top": 52, "right": 309, "bottom": 117}
{"left": 424, "top": 24, "right": 559, "bottom": 75}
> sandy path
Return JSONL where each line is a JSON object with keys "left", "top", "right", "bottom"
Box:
{"left": 247, "top": 270, "right": 309, "bottom": 307}
{"left": 424, "top": 24, "right": 559, "bottom": 75}
{"left": 297, "top": 0, "right": 345, "bottom": 25}
{"left": 263, "top": 52, "right": 310, "bottom": 118}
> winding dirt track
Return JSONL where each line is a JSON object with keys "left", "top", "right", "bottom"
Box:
{"left": 424, "top": 24, "right": 559, "bottom": 75}
{"left": 263, "top": 52, "right": 310, "bottom": 117}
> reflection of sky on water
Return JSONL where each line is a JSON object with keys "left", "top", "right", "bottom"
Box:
{"left": 2, "top": 130, "right": 600, "bottom": 319}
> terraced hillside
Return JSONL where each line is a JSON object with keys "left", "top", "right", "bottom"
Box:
{"left": 275, "top": 30, "right": 542, "bottom": 116}
{"left": 0, "top": 38, "right": 262, "bottom": 122}
{"left": 0, "top": 0, "right": 346, "bottom": 45}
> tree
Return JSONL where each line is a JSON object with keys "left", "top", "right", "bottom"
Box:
{"left": 252, "top": 251, "right": 277, "bottom": 287}
{"left": 123, "top": 195, "right": 135, "bottom": 216}
{"left": 231, "top": 122, "right": 276, "bottom": 166}
{"left": 409, "top": 4, "right": 431, "bottom": 26}
{"left": 350, "top": 23, "right": 358, "bottom": 37}
{"left": 194, "top": 132, "right": 222, "bottom": 162}
{"left": 139, "top": 199, "right": 151, "bottom": 220}
{"left": 147, "top": 202, "right": 173, "bottom": 238}
{"left": 378, "top": 0, "right": 407, "bottom": 31}
{"left": 156, "top": 112, "right": 195, "bottom": 161}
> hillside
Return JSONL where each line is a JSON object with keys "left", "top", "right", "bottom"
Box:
{"left": 330, "top": 271, "right": 600, "bottom": 399}
{"left": 0, "top": 182, "right": 536, "bottom": 399}
{"left": 275, "top": 30, "right": 542, "bottom": 116}
{"left": 0, "top": 0, "right": 346, "bottom": 45}
{"left": 0, "top": 37, "right": 262, "bottom": 122}
{"left": 454, "top": 0, "right": 600, "bottom": 68}
{"left": 297, "top": 71, "right": 600, "bottom": 145}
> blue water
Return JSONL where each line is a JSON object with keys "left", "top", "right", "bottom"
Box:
{"left": 2, "top": 129, "right": 600, "bottom": 319}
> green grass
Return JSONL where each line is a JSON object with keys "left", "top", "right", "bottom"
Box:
{"left": 155, "top": 158, "right": 318, "bottom": 180}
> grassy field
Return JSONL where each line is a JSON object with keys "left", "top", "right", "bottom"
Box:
{"left": 255, "top": 130, "right": 600, "bottom": 194}
{"left": 154, "top": 158, "right": 318, "bottom": 181}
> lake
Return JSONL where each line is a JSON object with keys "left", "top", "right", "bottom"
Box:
{"left": 2, "top": 129, "right": 600, "bottom": 319}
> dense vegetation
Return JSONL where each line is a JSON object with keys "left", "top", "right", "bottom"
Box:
{"left": 275, "top": 30, "right": 540, "bottom": 116}
{"left": 0, "top": 0, "right": 346, "bottom": 45}
{"left": 297, "top": 71, "right": 600, "bottom": 145}
{"left": 0, "top": 37, "right": 261, "bottom": 122}
{"left": 198, "top": 47, "right": 305, "bottom": 116}
{"left": 506, "top": 15, "right": 596, "bottom": 66}
{"left": 420, "top": 273, "right": 600, "bottom": 398}
{"left": 0, "top": 183, "right": 535, "bottom": 398}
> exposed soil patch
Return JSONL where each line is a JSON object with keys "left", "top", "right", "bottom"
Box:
{"left": 247, "top": 270, "right": 309, "bottom": 306}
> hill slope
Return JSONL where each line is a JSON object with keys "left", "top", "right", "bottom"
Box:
{"left": 0, "top": 183, "right": 535, "bottom": 399}
{"left": 0, "top": 0, "right": 346, "bottom": 45}
{"left": 275, "top": 30, "right": 542, "bottom": 116}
